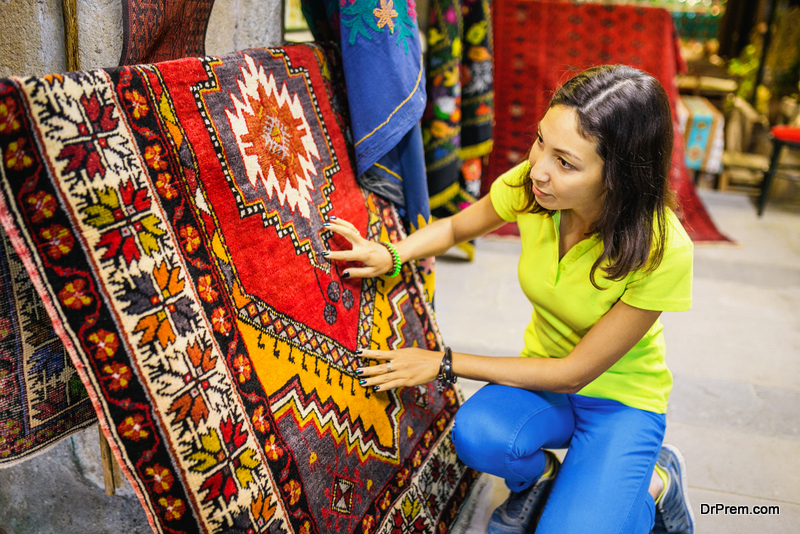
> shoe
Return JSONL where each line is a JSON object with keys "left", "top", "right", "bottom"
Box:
{"left": 651, "top": 444, "right": 695, "bottom": 534}
{"left": 487, "top": 450, "right": 560, "bottom": 534}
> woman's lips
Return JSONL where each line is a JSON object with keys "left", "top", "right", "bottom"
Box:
{"left": 532, "top": 184, "right": 550, "bottom": 197}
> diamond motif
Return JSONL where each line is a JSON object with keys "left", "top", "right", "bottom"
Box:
{"left": 226, "top": 54, "right": 321, "bottom": 220}
{"left": 330, "top": 476, "right": 355, "bottom": 515}
{"left": 212, "top": 52, "right": 337, "bottom": 269}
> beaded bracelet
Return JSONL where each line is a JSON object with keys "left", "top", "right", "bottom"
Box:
{"left": 437, "top": 347, "right": 457, "bottom": 392}
{"left": 379, "top": 241, "right": 402, "bottom": 277}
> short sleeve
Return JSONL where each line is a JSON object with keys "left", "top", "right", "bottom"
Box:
{"left": 490, "top": 162, "right": 530, "bottom": 222}
{"left": 621, "top": 213, "right": 694, "bottom": 312}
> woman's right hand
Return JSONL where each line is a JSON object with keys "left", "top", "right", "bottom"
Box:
{"left": 323, "top": 217, "right": 396, "bottom": 279}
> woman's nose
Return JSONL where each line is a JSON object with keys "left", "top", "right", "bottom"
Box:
{"left": 530, "top": 154, "right": 549, "bottom": 182}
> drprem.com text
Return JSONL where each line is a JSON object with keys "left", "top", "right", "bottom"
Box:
{"left": 700, "top": 504, "right": 780, "bottom": 515}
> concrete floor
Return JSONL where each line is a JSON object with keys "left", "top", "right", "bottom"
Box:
{"left": 436, "top": 189, "right": 800, "bottom": 533}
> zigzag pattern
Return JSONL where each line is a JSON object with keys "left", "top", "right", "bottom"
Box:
{"left": 269, "top": 375, "right": 406, "bottom": 464}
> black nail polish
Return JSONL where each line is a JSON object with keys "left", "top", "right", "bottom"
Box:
{"left": 356, "top": 368, "right": 364, "bottom": 375}
{"left": 342, "top": 272, "right": 350, "bottom": 279}
{"left": 355, "top": 349, "right": 363, "bottom": 355}
{"left": 359, "top": 379, "right": 366, "bottom": 385}
{"left": 320, "top": 251, "right": 329, "bottom": 257}
{"left": 373, "top": 386, "right": 380, "bottom": 391}
{"left": 330, "top": 215, "right": 338, "bottom": 220}
{"left": 322, "top": 222, "right": 330, "bottom": 228}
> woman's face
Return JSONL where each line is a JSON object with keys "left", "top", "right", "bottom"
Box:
{"left": 527, "top": 105, "right": 606, "bottom": 220}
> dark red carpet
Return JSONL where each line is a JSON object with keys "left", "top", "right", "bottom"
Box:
{"left": 485, "top": 0, "right": 731, "bottom": 244}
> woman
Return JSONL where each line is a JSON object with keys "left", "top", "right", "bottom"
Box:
{"left": 323, "top": 65, "right": 695, "bottom": 534}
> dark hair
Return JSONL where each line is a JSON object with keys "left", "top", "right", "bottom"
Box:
{"left": 513, "top": 65, "right": 676, "bottom": 288}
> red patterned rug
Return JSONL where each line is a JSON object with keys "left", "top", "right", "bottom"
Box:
{"left": 120, "top": 0, "right": 216, "bottom": 65}
{"left": 0, "top": 44, "right": 476, "bottom": 532}
{"left": 485, "top": 0, "right": 732, "bottom": 244}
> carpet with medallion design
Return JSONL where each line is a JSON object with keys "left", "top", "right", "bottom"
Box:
{"left": 0, "top": 44, "right": 477, "bottom": 533}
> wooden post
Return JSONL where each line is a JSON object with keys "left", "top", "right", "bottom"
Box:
{"left": 98, "top": 426, "right": 116, "bottom": 496}
{"left": 62, "top": 0, "right": 79, "bottom": 71}
{"left": 752, "top": 0, "right": 777, "bottom": 105}
{"left": 113, "top": 447, "right": 124, "bottom": 488}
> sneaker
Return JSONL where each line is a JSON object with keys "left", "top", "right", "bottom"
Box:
{"left": 487, "top": 450, "right": 560, "bottom": 534}
{"left": 651, "top": 444, "right": 695, "bottom": 534}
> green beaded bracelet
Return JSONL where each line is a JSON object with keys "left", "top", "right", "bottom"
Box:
{"left": 379, "top": 241, "right": 402, "bottom": 277}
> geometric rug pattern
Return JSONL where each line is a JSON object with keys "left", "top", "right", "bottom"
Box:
{"left": 0, "top": 44, "right": 477, "bottom": 533}
{"left": 2, "top": 0, "right": 220, "bottom": 468}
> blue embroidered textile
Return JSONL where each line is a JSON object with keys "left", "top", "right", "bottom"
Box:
{"left": 303, "top": 0, "right": 430, "bottom": 230}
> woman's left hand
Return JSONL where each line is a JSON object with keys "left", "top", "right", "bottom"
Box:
{"left": 357, "top": 348, "right": 442, "bottom": 391}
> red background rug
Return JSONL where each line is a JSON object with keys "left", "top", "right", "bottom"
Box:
{"left": 485, "top": 0, "right": 731, "bottom": 244}
{"left": 0, "top": 44, "right": 477, "bottom": 533}
{"left": 1, "top": 0, "right": 218, "bottom": 471}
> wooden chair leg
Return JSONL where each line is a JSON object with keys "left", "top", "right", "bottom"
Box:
{"left": 718, "top": 169, "right": 731, "bottom": 191}
{"left": 758, "top": 141, "right": 783, "bottom": 217}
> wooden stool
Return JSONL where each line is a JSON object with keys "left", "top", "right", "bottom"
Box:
{"left": 758, "top": 126, "right": 800, "bottom": 216}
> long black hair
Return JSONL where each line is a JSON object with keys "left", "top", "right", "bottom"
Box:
{"left": 514, "top": 65, "right": 676, "bottom": 288}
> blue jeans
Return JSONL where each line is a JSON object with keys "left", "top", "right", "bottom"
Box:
{"left": 452, "top": 385, "right": 666, "bottom": 534}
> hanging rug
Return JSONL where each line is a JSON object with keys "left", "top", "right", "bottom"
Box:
{"left": 486, "top": 0, "right": 732, "bottom": 244}
{"left": 0, "top": 224, "right": 95, "bottom": 467}
{"left": 0, "top": 43, "right": 477, "bottom": 533}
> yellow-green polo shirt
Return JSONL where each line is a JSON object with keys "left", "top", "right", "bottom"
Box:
{"left": 490, "top": 163, "right": 693, "bottom": 413}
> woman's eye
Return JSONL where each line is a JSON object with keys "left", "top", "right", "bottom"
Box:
{"left": 536, "top": 134, "right": 543, "bottom": 145}
{"left": 558, "top": 158, "right": 574, "bottom": 170}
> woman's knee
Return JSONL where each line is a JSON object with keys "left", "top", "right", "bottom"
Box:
{"left": 453, "top": 395, "right": 503, "bottom": 472}
{"left": 452, "top": 386, "right": 573, "bottom": 473}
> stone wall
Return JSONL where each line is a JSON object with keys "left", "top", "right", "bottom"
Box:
{"left": 0, "top": 0, "right": 283, "bottom": 77}
{"left": 0, "top": 425, "right": 151, "bottom": 534}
